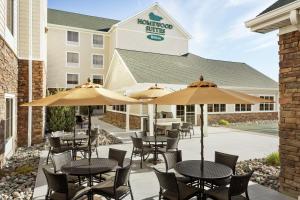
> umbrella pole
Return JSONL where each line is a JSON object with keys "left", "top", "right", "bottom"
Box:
{"left": 88, "top": 106, "right": 92, "bottom": 165}
{"left": 154, "top": 104, "right": 158, "bottom": 164}
{"left": 200, "top": 104, "right": 204, "bottom": 171}
{"left": 73, "top": 106, "right": 76, "bottom": 160}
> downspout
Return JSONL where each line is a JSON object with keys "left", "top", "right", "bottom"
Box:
{"left": 28, "top": 0, "right": 33, "bottom": 147}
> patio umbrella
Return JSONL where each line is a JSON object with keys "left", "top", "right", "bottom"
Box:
{"left": 23, "top": 79, "right": 138, "bottom": 163}
{"left": 129, "top": 84, "right": 171, "bottom": 164}
{"left": 149, "top": 76, "right": 273, "bottom": 170}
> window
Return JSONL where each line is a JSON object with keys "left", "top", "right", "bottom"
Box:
{"left": 260, "top": 96, "right": 275, "bottom": 111}
{"left": 92, "top": 55, "right": 103, "bottom": 68}
{"left": 92, "top": 34, "right": 103, "bottom": 48}
{"left": 5, "top": 98, "right": 13, "bottom": 141}
{"left": 6, "top": 0, "right": 14, "bottom": 35}
{"left": 67, "top": 31, "right": 79, "bottom": 44}
{"left": 67, "top": 52, "right": 79, "bottom": 66}
{"left": 235, "top": 104, "right": 251, "bottom": 112}
{"left": 176, "top": 105, "right": 195, "bottom": 125}
{"left": 176, "top": 105, "right": 185, "bottom": 122}
{"left": 208, "top": 104, "right": 226, "bottom": 112}
{"left": 92, "top": 75, "right": 103, "bottom": 85}
{"left": 112, "top": 105, "right": 126, "bottom": 112}
{"left": 67, "top": 73, "right": 79, "bottom": 85}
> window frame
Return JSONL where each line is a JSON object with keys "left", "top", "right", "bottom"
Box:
{"left": 235, "top": 104, "right": 252, "bottom": 112}
{"left": 91, "top": 34, "right": 104, "bottom": 49}
{"left": 66, "top": 73, "right": 80, "bottom": 88}
{"left": 4, "top": 93, "right": 15, "bottom": 144}
{"left": 91, "top": 54, "right": 104, "bottom": 69}
{"left": 111, "top": 105, "right": 127, "bottom": 113}
{"left": 66, "top": 51, "right": 80, "bottom": 68}
{"left": 91, "top": 74, "right": 104, "bottom": 85}
{"left": 66, "top": 30, "right": 80, "bottom": 46}
{"left": 259, "top": 95, "right": 275, "bottom": 111}
{"left": 208, "top": 104, "right": 226, "bottom": 113}
{"left": 6, "top": 0, "right": 14, "bottom": 35}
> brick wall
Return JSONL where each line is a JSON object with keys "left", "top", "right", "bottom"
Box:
{"left": 278, "top": 31, "right": 300, "bottom": 197}
{"left": 0, "top": 37, "right": 18, "bottom": 166}
{"left": 17, "top": 60, "right": 44, "bottom": 146}
{"left": 102, "top": 111, "right": 141, "bottom": 129}
{"left": 208, "top": 112, "right": 278, "bottom": 125}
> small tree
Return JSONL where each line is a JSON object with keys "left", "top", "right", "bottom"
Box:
{"left": 46, "top": 89, "right": 75, "bottom": 133}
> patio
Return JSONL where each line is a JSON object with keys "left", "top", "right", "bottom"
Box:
{"left": 32, "top": 125, "right": 293, "bottom": 200}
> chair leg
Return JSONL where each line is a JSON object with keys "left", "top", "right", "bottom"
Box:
{"left": 159, "top": 189, "right": 162, "bottom": 200}
{"left": 95, "top": 148, "right": 99, "bottom": 158}
{"left": 245, "top": 190, "right": 250, "bottom": 200}
{"left": 46, "top": 150, "right": 51, "bottom": 164}
{"left": 140, "top": 153, "right": 143, "bottom": 168}
{"left": 129, "top": 181, "right": 134, "bottom": 200}
{"left": 130, "top": 149, "right": 134, "bottom": 165}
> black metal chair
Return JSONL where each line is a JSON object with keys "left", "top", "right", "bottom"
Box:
{"left": 166, "top": 129, "right": 180, "bottom": 138}
{"left": 161, "top": 151, "right": 192, "bottom": 184}
{"left": 51, "top": 151, "right": 80, "bottom": 184}
{"left": 180, "top": 123, "right": 192, "bottom": 139}
{"left": 43, "top": 168, "right": 90, "bottom": 200}
{"left": 153, "top": 168, "right": 200, "bottom": 200}
{"left": 187, "top": 122, "right": 195, "bottom": 135}
{"left": 46, "top": 137, "right": 73, "bottom": 164}
{"left": 75, "top": 133, "right": 99, "bottom": 158}
{"left": 158, "top": 137, "right": 179, "bottom": 153}
{"left": 91, "top": 165, "right": 134, "bottom": 200}
{"left": 134, "top": 131, "right": 147, "bottom": 138}
{"left": 130, "top": 136, "right": 152, "bottom": 168}
{"left": 211, "top": 151, "right": 239, "bottom": 187}
{"left": 206, "top": 171, "right": 254, "bottom": 200}
{"left": 171, "top": 123, "right": 181, "bottom": 130}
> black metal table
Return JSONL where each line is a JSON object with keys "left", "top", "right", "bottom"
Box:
{"left": 61, "top": 158, "right": 118, "bottom": 186}
{"left": 142, "top": 136, "right": 168, "bottom": 164}
{"left": 175, "top": 160, "right": 233, "bottom": 199}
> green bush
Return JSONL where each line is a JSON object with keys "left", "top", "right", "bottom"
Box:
{"left": 218, "top": 119, "right": 230, "bottom": 126}
{"left": 46, "top": 89, "right": 75, "bottom": 133}
{"left": 266, "top": 152, "right": 280, "bottom": 166}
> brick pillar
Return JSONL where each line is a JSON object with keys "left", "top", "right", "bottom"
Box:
{"left": 279, "top": 31, "right": 300, "bottom": 197}
{"left": 17, "top": 60, "right": 45, "bottom": 146}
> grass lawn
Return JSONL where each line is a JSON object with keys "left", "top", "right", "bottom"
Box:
{"left": 227, "top": 121, "right": 278, "bottom": 136}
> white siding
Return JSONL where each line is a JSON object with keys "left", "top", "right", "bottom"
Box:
{"left": 18, "top": 0, "right": 29, "bottom": 58}
{"left": 0, "top": 0, "right": 5, "bottom": 38}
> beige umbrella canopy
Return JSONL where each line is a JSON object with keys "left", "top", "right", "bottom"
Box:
{"left": 149, "top": 76, "right": 273, "bottom": 170}
{"left": 23, "top": 80, "right": 138, "bottom": 163}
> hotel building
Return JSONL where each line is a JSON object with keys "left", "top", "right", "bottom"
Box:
{"left": 0, "top": 2, "right": 278, "bottom": 165}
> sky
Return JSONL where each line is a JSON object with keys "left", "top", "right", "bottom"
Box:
{"left": 48, "top": 0, "right": 279, "bottom": 81}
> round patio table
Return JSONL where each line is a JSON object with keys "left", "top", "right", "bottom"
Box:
{"left": 61, "top": 158, "right": 118, "bottom": 186}
{"left": 142, "top": 136, "right": 169, "bottom": 164}
{"left": 175, "top": 160, "right": 232, "bottom": 199}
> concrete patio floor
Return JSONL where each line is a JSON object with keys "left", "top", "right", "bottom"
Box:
{"left": 33, "top": 126, "right": 294, "bottom": 200}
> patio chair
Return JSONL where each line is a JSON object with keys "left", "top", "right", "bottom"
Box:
{"left": 75, "top": 132, "right": 99, "bottom": 158}
{"left": 134, "top": 131, "right": 147, "bottom": 138}
{"left": 171, "top": 123, "right": 181, "bottom": 130}
{"left": 130, "top": 136, "right": 152, "bottom": 168}
{"left": 211, "top": 151, "right": 239, "bottom": 188}
{"left": 51, "top": 151, "right": 81, "bottom": 184}
{"left": 46, "top": 136, "right": 73, "bottom": 164}
{"left": 91, "top": 165, "right": 134, "bottom": 200}
{"left": 153, "top": 168, "right": 200, "bottom": 200}
{"left": 206, "top": 171, "right": 253, "bottom": 200}
{"left": 158, "top": 137, "right": 179, "bottom": 153}
{"left": 42, "top": 168, "right": 90, "bottom": 200}
{"left": 180, "top": 123, "right": 192, "bottom": 139}
{"left": 161, "top": 151, "right": 192, "bottom": 184}
{"left": 166, "top": 129, "right": 180, "bottom": 138}
{"left": 187, "top": 122, "right": 195, "bottom": 135}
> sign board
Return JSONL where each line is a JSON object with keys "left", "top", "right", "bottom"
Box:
{"left": 137, "top": 12, "right": 173, "bottom": 41}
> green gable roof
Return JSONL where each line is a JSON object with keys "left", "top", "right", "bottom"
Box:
{"left": 259, "top": 0, "right": 298, "bottom": 16}
{"left": 117, "top": 49, "right": 278, "bottom": 89}
{"left": 48, "top": 9, "right": 119, "bottom": 31}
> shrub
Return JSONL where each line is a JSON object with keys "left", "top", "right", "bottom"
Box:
{"left": 218, "top": 119, "right": 230, "bottom": 126}
{"left": 15, "top": 165, "right": 34, "bottom": 174}
{"left": 266, "top": 152, "right": 280, "bottom": 166}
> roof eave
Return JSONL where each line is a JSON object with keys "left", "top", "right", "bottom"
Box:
{"left": 245, "top": 0, "right": 300, "bottom": 33}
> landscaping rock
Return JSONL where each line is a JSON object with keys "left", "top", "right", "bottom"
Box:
{"left": 0, "top": 145, "right": 41, "bottom": 199}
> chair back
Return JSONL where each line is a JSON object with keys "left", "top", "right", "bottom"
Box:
{"left": 215, "top": 151, "right": 239, "bottom": 174}
{"left": 114, "top": 165, "right": 131, "bottom": 189}
{"left": 229, "top": 171, "right": 253, "bottom": 197}
{"left": 162, "top": 150, "right": 182, "bottom": 171}
{"left": 43, "top": 168, "right": 68, "bottom": 194}
{"left": 166, "top": 138, "right": 179, "bottom": 151}
{"left": 135, "top": 131, "right": 147, "bottom": 138}
{"left": 90, "top": 133, "right": 99, "bottom": 146}
{"left": 131, "top": 136, "right": 143, "bottom": 149}
{"left": 109, "top": 148, "right": 127, "bottom": 167}
{"left": 181, "top": 122, "right": 190, "bottom": 129}
{"left": 153, "top": 168, "right": 179, "bottom": 197}
{"left": 49, "top": 137, "right": 61, "bottom": 148}
{"left": 52, "top": 151, "right": 72, "bottom": 173}
{"left": 166, "top": 130, "right": 180, "bottom": 138}
{"left": 171, "top": 123, "right": 180, "bottom": 130}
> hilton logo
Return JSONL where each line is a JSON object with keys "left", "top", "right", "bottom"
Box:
{"left": 137, "top": 12, "right": 173, "bottom": 41}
